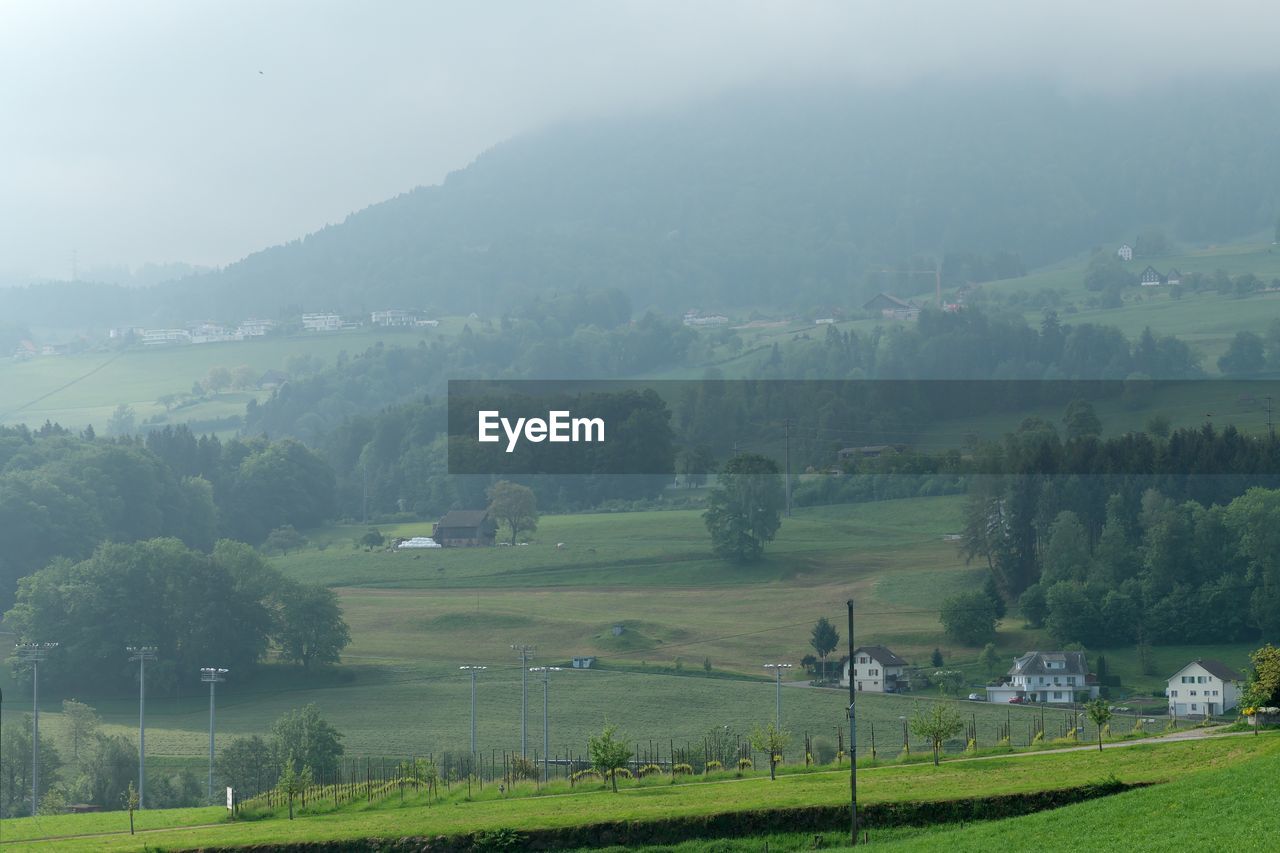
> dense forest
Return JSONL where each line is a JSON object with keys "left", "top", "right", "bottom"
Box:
{"left": 0, "top": 423, "right": 334, "bottom": 606}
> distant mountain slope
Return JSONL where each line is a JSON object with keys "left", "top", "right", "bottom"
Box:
{"left": 97, "top": 77, "right": 1280, "bottom": 320}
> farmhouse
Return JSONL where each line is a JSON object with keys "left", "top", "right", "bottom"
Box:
{"left": 840, "top": 645, "right": 908, "bottom": 692}
{"left": 862, "top": 293, "right": 919, "bottom": 320}
{"left": 1118, "top": 244, "right": 1133, "bottom": 261}
{"left": 1139, "top": 265, "right": 1164, "bottom": 287}
{"left": 432, "top": 509, "right": 497, "bottom": 547}
{"left": 986, "top": 651, "right": 1100, "bottom": 704}
{"left": 1165, "top": 268, "right": 1182, "bottom": 286}
{"left": 1166, "top": 659, "right": 1244, "bottom": 718}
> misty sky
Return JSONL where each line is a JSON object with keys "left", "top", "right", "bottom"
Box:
{"left": 2, "top": 1, "right": 1277, "bottom": 283}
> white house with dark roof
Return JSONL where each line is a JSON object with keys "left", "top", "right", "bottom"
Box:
{"left": 1117, "top": 244, "right": 1133, "bottom": 261}
{"left": 840, "top": 645, "right": 908, "bottom": 692}
{"left": 1139, "top": 265, "right": 1164, "bottom": 286}
{"left": 1167, "top": 659, "right": 1244, "bottom": 718}
{"left": 986, "top": 651, "right": 1099, "bottom": 704}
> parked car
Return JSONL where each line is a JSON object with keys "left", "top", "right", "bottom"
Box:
{"left": 967, "top": 693, "right": 985, "bottom": 701}
{"left": 1008, "top": 696, "right": 1028, "bottom": 704}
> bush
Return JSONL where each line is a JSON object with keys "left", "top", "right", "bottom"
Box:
{"left": 636, "top": 764, "right": 663, "bottom": 777}
{"left": 671, "top": 763, "right": 694, "bottom": 775}
{"left": 737, "top": 757, "right": 753, "bottom": 770}
{"left": 704, "top": 760, "right": 724, "bottom": 772}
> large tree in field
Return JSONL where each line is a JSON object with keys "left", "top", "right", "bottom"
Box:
{"left": 275, "top": 582, "right": 351, "bottom": 670}
{"left": 486, "top": 480, "right": 538, "bottom": 545}
{"left": 809, "top": 617, "right": 840, "bottom": 683}
{"left": 939, "top": 590, "right": 997, "bottom": 645}
{"left": 703, "top": 453, "right": 784, "bottom": 562}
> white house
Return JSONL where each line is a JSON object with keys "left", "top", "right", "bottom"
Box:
{"left": 371, "top": 309, "right": 415, "bottom": 327}
{"left": 986, "top": 651, "right": 1099, "bottom": 704}
{"left": 1166, "top": 659, "right": 1244, "bottom": 718}
{"left": 840, "top": 645, "right": 908, "bottom": 693}
{"left": 1117, "top": 244, "right": 1134, "bottom": 261}
{"left": 1139, "top": 265, "right": 1164, "bottom": 287}
{"left": 302, "top": 313, "right": 343, "bottom": 332}
{"left": 141, "top": 328, "right": 192, "bottom": 346}
{"left": 237, "top": 318, "right": 276, "bottom": 337}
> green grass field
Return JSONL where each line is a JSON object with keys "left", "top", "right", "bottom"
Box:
{"left": 8, "top": 496, "right": 1250, "bottom": 780}
{"left": 2, "top": 729, "right": 1270, "bottom": 851}
{"left": 0, "top": 325, "right": 453, "bottom": 430}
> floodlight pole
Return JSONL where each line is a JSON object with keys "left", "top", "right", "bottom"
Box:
{"left": 127, "top": 646, "right": 158, "bottom": 808}
{"left": 201, "top": 668, "right": 228, "bottom": 803}
{"left": 530, "top": 667, "right": 562, "bottom": 783}
{"left": 511, "top": 645, "right": 535, "bottom": 758}
{"left": 848, "top": 599, "right": 857, "bottom": 845}
{"left": 762, "top": 663, "right": 793, "bottom": 729}
{"left": 17, "top": 642, "right": 57, "bottom": 815}
{"left": 459, "top": 666, "right": 487, "bottom": 760}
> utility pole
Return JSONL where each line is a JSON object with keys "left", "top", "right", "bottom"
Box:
{"left": 1267, "top": 396, "right": 1274, "bottom": 440}
{"left": 200, "top": 668, "right": 228, "bottom": 804}
{"left": 127, "top": 646, "right": 158, "bottom": 808}
{"left": 762, "top": 663, "right": 792, "bottom": 729}
{"left": 784, "top": 418, "right": 792, "bottom": 517}
{"left": 459, "top": 666, "right": 486, "bottom": 761}
{"left": 530, "top": 666, "right": 562, "bottom": 782}
{"left": 511, "top": 645, "right": 535, "bottom": 758}
{"left": 847, "top": 599, "right": 857, "bottom": 845}
{"left": 17, "top": 642, "right": 57, "bottom": 814}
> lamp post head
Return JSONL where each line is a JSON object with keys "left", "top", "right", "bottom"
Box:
{"left": 459, "top": 665, "right": 488, "bottom": 671}
{"left": 16, "top": 642, "right": 58, "bottom": 661}
{"left": 200, "top": 667, "right": 228, "bottom": 683}
{"left": 126, "top": 645, "right": 158, "bottom": 661}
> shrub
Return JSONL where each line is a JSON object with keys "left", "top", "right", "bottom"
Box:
{"left": 704, "top": 760, "right": 723, "bottom": 772}
{"left": 737, "top": 757, "right": 753, "bottom": 770}
{"left": 671, "top": 763, "right": 694, "bottom": 775}
{"left": 636, "top": 764, "right": 663, "bottom": 778}
{"left": 571, "top": 769, "right": 600, "bottom": 783}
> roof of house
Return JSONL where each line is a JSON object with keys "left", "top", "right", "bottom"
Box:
{"left": 863, "top": 292, "right": 915, "bottom": 310}
{"left": 1009, "top": 651, "right": 1089, "bottom": 677}
{"left": 851, "top": 645, "right": 908, "bottom": 667}
{"left": 1169, "top": 658, "right": 1245, "bottom": 683}
{"left": 437, "top": 509, "right": 491, "bottom": 529}
{"left": 1140, "top": 265, "right": 1161, "bottom": 278}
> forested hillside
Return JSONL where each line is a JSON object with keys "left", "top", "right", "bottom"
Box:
{"left": 159, "top": 79, "right": 1280, "bottom": 320}
{"left": 8, "top": 78, "right": 1279, "bottom": 330}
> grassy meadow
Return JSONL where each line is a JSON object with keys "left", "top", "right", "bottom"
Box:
{"left": 2, "top": 728, "right": 1271, "bottom": 851}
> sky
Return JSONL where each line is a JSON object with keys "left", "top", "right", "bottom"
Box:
{"left": 2, "top": 1, "right": 1278, "bottom": 283}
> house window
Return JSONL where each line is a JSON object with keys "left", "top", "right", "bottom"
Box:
{"left": 1197, "top": 676, "right": 1207, "bottom": 683}
{"left": 1054, "top": 691, "right": 1063, "bottom": 700}
{"left": 1067, "top": 677, "right": 1076, "bottom": 685}
{"left": 1191, "top": 704, "right": 1198, "bottom": 711}
{"left": 1170, "top": 690, "right": 1178, "bottom": 697}
{"left": 1190, "top": 691, "right": 1197, "bottom": 696}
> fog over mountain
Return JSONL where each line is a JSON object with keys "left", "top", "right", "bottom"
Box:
{"left": 3, "top": 0, "right": 1280, "bottom": 286}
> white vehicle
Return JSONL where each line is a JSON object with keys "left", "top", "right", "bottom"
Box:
{"left": 967, "top": 693, "right": 986, "bottom": 701}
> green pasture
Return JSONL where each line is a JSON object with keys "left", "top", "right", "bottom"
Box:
{"left": 0, "top": 325, "right": 448, "bottom": 430}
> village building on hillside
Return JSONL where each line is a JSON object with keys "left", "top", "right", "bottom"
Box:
{"left": 1139, "top": 265, "right": 1164, "bottom": 287}
{"left": 371, "top": 309, "right": 415, "bottom": 327}
{"left": 302, "top": 313, "right": 343, "bottom": 332}
{"left": 682, "top": 311, "right": 730, "bottom": 326}
{"left": 840, "top": 645, "right": 908, "bottom": 692}
{"left": 986, "top": 651, "right": 1100, "bottom": 704}
{"left": 1167, "top": 659, "right": 1244, "bottom": 718}
{"left": 862, "top": 293, "right": 919, "bottom": 320}
{"left": 432, "top": 509, "right": 497, "bottom": 547}
{"left": 1165, "top": 268, "right": 1182, "bottom": 286}
{"left": 142, "top": 328, "right": 192, "bottom": 346}
{"left": 238, "top": 318, "right": 276, "bottom": 337}
{"left": 1118, "top": 244, "right": 1133, "bottom": 261}
{"left": 837, "top": 444, "right": 903, "bottom": 463}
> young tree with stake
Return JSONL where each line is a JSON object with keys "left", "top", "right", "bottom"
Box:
{"left": 588, "top": 725, "right": 634, "bottom": 792}
{"left": 909, "top": 703, "right": 964, "bottom": 766}
{"left": 1085, "top": 698, "right": 1112, "bottom": 752}
{"left": 810, "top": 617, "right": 839, "bottom": 683}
